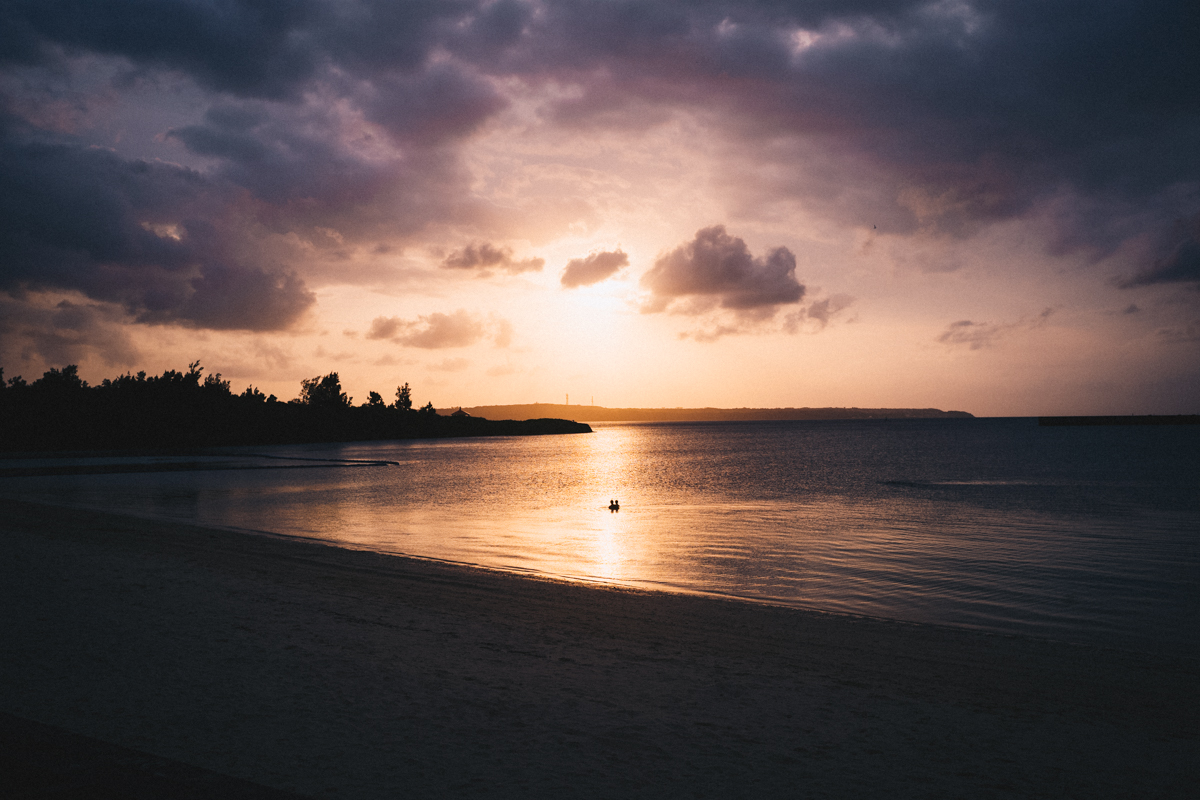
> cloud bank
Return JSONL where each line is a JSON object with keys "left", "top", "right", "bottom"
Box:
{"left": 2, "top": 0, "right": 1198, "bottom": 374}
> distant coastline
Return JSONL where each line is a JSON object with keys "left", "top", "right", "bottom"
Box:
{"left": 451, "top": 404, "right": 974, "bottom": 422}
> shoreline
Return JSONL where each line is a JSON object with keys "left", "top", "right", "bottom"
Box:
{"left": 2, "top": 498, "right": 1197, "bottom": 797}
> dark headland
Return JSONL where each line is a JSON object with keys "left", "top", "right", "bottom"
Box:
{"left": 449, "top": 403, "right": 974, "bottom": 422}
{"left": 0, "top": 364, "right": 589, "bottom": 453}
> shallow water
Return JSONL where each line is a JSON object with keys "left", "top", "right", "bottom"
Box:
{"left": 4, "top": 418, "right": 1198, "bottom": 657}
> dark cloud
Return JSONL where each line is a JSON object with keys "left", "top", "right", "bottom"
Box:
{"left": 1119, "top": 217, "right": 1200, "bottom": 288}
{"left": 161, "top": 95, "right": 483, "bottom": 258}
{"left": 162, "top": 261, "right": 315, "bottom": 331}
{"left": 1, "top": 1, "right": 494, "bottom": 105}
{"left": 8, "top": 1, "right": 1198, "bottom": 230}
{"left": 2, "top": 2, "right": 510, "bottom": 329}
{"left": 441, "top": 242, "right": 544, "bottom": 275}
{"left": 641, "top": 226, "right": 804, "bottom": 312}
{"left": 2, "top": 0, "right": 322, "bottom": 99}
{"left": 0, "top": 297, "right": 140, "bottom": 369}
{"left": 4, "top": 0, "right": 1199, "bottom": 331}
{"left": 366, "top": 309, "right": 508, "bottom": 349}
{"left": 166, "top": 103, "right": 396, "bottom": 210}
{"left": 561, "top": 249, "right": 628, "bottom": 287}
{"left": 0, "top": 128, "right": 315, "bottom": 331}
{"left": 363, "top": 64, "right": 507, "bottom": 146}
{"left": 485, "top": 1, "right": 1200, "bottom": 263}
{"left": 446, "top": 0, "right": 534, "bottom": 60}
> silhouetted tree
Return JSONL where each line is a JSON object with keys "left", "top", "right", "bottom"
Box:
{"left": 365, "top": 391, "right": 385, "bottom": 407}
{"left": 394, "top": 382, "right": 412, "bottom": 411}
{"left": 202, "top": 371, "right": 231, "bottom": 394}
{"left": 419, "top": 400, "right": 437, "bottom": 416}
{"left": 31, "top": 364, "right": 88, "bottom": 395}
{"left": 299, "top": 373, "right": 350, "bottom": 409}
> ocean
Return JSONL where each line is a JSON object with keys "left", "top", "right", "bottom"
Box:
{"left": 3, "top": 418, "right": 1197, "bottom": 658}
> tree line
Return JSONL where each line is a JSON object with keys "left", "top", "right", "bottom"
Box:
{"left": 0, "top": 363, "right": 588, "bottom": 452}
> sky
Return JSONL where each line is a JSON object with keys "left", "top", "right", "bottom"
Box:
{"left": 1, "top": 0, "right": 1198, "bottom": 416}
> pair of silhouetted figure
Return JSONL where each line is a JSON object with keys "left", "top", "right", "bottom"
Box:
{"left": 609, "top": 499, "right": 620, "bottom": 512}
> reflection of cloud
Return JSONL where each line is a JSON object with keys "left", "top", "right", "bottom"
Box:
{"left": 366, "top": 309, "right": 510, "bottom": 349}
{"left": 641, "top": 226, "right": 804, "bottom": 312}
{"left": 561, "top": 249, "right": 628, "bottom": 287}
{"left": 441, "top": 242, "right": 544, "bottom": 275}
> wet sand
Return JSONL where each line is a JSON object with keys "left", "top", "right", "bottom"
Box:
{"left": 1, "top": 497, "right": 1196, "bottom": 798}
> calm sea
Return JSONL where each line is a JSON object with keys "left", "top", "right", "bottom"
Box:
{"left": 4, "top": 418, "right": 1198, "bottom": 658}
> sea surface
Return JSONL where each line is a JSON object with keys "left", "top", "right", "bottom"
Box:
{"left": 3, "top": 418, "right": 1198, "bottom": 658}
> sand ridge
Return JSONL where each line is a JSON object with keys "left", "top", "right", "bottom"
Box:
{"left": 1, "top": 498, "right": 1196, "bottom": 798}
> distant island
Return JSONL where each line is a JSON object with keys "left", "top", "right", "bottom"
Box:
{"left": 0, "top": 364, "right": 589, "bottom": 453}
{"left": 446, "top": 404, "right": 975, "bottom": 422}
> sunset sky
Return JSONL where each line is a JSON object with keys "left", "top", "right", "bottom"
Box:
{"left": 2, "top": 0, "right": 1198, "bottom": 416}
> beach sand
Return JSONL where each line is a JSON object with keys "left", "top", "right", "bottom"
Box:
{"left": 1, "top": 497, "right": 1196, "bottom": 798}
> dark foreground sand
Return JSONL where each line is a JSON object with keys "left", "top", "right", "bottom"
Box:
{"left": 1, "top": 498, "right": 1196, "bottom": 798}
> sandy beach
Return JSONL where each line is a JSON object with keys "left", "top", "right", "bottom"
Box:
{"left": 1, "top": 497, "right": 1196, "bottom": 798}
